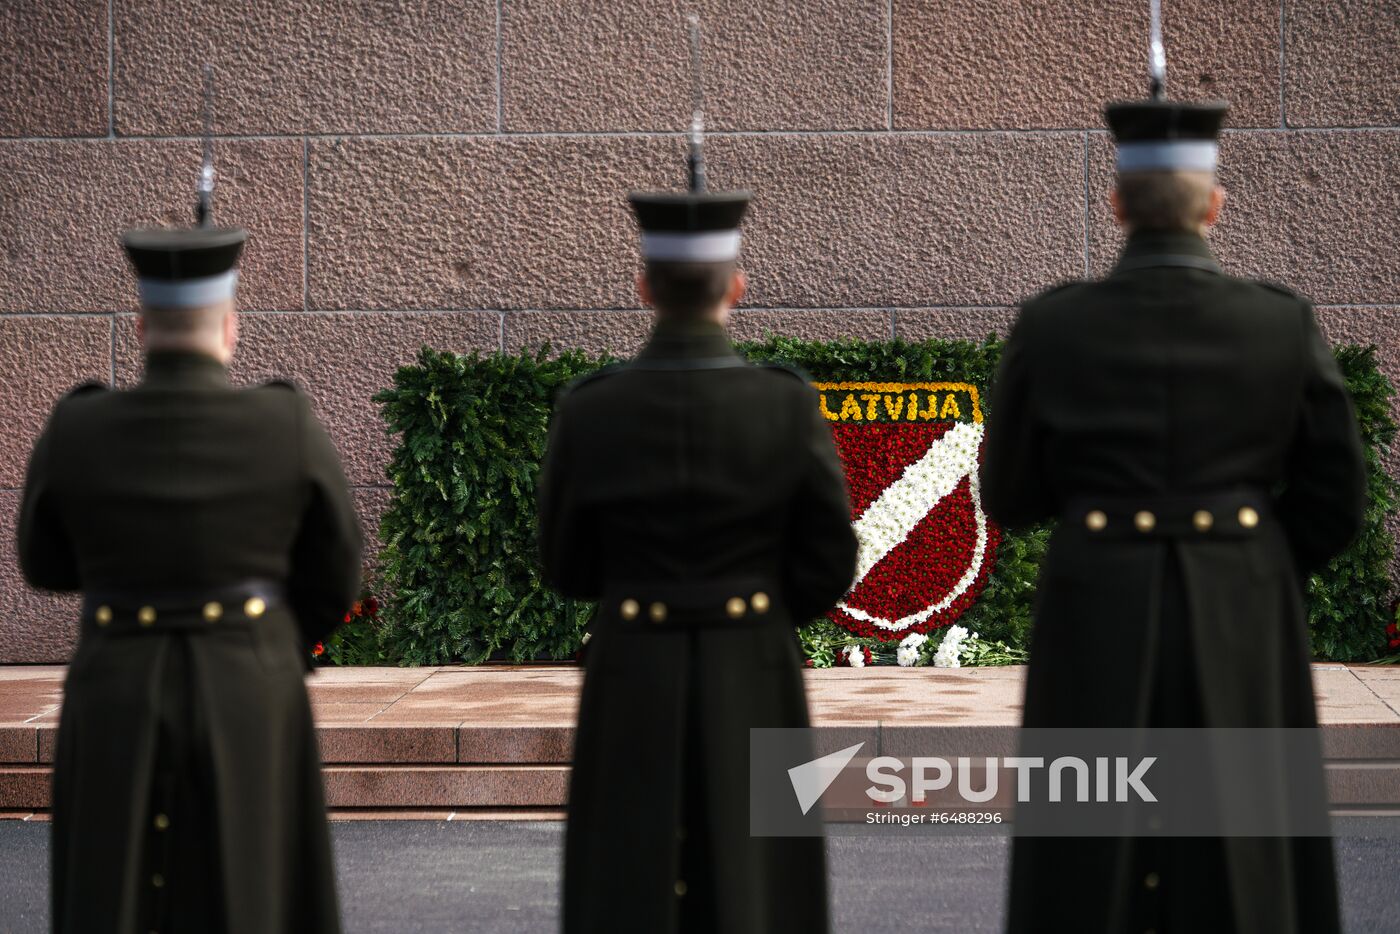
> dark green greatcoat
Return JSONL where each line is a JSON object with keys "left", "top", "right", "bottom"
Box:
{"left": 18, "top": 351, "right": 362, "bottom": 934}
{"left": 982, "top": 232, "right": 1366, "bottom": 934}
{"left": 539, "top": 318, "right": 857, "bottom": 934}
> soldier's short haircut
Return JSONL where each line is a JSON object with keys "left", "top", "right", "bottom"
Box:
{"left": 643, "top": 260, "right": 736, "bottom": 317}
{"left": 1115, "top": 170, "right": 1217, "bottom": 233}
{"left": 141, "top": 304, "right": 228, "bottom": 337}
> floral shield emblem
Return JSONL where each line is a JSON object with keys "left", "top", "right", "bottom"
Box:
{"left": 815, "top": 382, "right": 1001, "bottom": 641}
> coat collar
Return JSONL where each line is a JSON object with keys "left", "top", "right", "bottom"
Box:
{"left": 142, "top": 350, "right": 231, "bottom": 389}
{"left": 1112, "top": 230, "right": 1222, "bottom": 276}
{"left": 635, "top": 317, "right": 738, "bottom": 362}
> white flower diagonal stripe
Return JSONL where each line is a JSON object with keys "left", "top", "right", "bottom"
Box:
{"left": 848, "top": 420, "right": 983, "bottom": 582}
{"left": 838, "top": 420, "right": 990, "bottom": 632}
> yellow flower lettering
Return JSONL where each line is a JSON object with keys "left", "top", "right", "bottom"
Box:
{"left": 919, "top": 394, "right": 940, "bottom": 420}
{"left": 838, "top": 393, "right": 864, "bottom": 421}
{"left": 861, "top": 394, "right": 881, "bottom": 421}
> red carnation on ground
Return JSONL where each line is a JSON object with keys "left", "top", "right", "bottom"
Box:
{"left": 840, "top": 645, "right": 874, "bottom": 668}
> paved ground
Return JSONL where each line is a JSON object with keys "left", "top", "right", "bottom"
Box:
{"left": 1, "top": 820, "right": 1397, "bottom": 933}
{"left": 5, "top": 664, "right": 1399, "bottom": 732}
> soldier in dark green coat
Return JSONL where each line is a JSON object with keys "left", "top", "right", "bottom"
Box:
{"left": 982, "top": 89, "right": 1365, "bottom": 933}
{"left": 539, "top": 150, "right": 858, "bottom": 931}
{"left": 18, "top": 209, "right": 361, "bottom": 929}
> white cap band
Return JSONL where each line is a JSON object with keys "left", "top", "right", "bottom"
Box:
{"left": 1116, "top": 140, "right": 1219, "bottom": 173}
{"left": 137, "top": 270, "right": 239, "bottom": 308}
{"left": 639, "top": 230, "right": 742, "bottom": 262}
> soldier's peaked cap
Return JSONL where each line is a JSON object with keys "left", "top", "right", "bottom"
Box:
{"left": 123, "top": 226, "right": 246, "bottom": 308}
{"left": 628, "top": 190, "right": 751, "bottom": 263}
{"left": 1104, "top": 99, "right": 1229, "bottom": 173}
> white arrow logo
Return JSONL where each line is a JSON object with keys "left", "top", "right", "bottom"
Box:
{"left": 787, "top": 742, "right": 865, "bottom": 815}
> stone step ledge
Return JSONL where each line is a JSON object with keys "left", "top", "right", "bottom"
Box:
{"left": 322, "top": 764, "right": 570, "bottom": 809}
{"left": 9, "top": 722, "right": 1399, "bottom": 767}
{"left": 326, "top": 808, "right": 567, "bottom": 822}
{"left": 5, "top": 760, "right": 1400, "bottom": 810}
{"left": 0, "top": 763, "right": 572, "bottom": 810}
{"left": 0, "top": 723, "right": 581, "bottom": 766}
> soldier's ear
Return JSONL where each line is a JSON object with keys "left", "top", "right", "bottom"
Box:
{"left": 225, "top": 308, "right": 239, "bottom": 355}
{"left": 726, "top": 270, "right": 747, "bottom": 308}
{"left": 1109, "top": 188, "right": 1127, "bottom": 228}
{"left": 636, "top": 272, "right": 654, "bottom": 308}
{"left": 1203, "top": 185, "right": 1226, "bottom": 229}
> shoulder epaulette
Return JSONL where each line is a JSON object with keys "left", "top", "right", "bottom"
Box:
{"left": 756, "top": 361, "right": 814, "bottom": 384}
{"left": 559, "top": 364, "right": 625, "bottom": 399}
{"left": 63, "top": 380, "right": 109, "bottom": 400}
{"left": 1029, "top": 280, "right": 1088, "bottom": 303}
{"left": 1251, "top": 279, "right": 1305, "bottom": 301}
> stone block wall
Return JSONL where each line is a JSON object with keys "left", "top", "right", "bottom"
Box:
{"left": 1, "top": 1, "right": 1395, "bottom": 660}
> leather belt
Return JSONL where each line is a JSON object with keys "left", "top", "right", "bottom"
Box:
{"left": 603, "top": 577, "right": 779, "bottom": 627}
{"left": 1065, "top": 490, "right": 1270, "bottom": 540}
{"left": 82, "top": 579, "right": 288, "bottom": 631}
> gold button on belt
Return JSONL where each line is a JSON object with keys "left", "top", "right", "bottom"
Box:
{"left": 1081, "top": 501, "right": 1260, "bottom": 536}
{"left": 85, "top": 584, "right": 280, "bottom": 628}
{"left": 615, "top": 591, "right": 772, "bottom": 623}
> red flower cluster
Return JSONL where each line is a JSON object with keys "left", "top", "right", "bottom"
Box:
{"left": 825, "top": 421, "right": 1001, "bottom": 642}
{"left": 344, "top": 595, "right": 381, "bottom": 626}
{"left": 1387, "top": 621, "right": 1399, "bottom": 650}
{"left": 320, "top": 592, "right": 383, "bottom": 665}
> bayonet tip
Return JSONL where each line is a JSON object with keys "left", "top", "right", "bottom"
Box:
{"left": 196, "top": 62, "right": 216, "bottom": 226}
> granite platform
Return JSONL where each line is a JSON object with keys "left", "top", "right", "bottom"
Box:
{"left": 2, "top": 664, "right": 1398, "bottom": 819}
